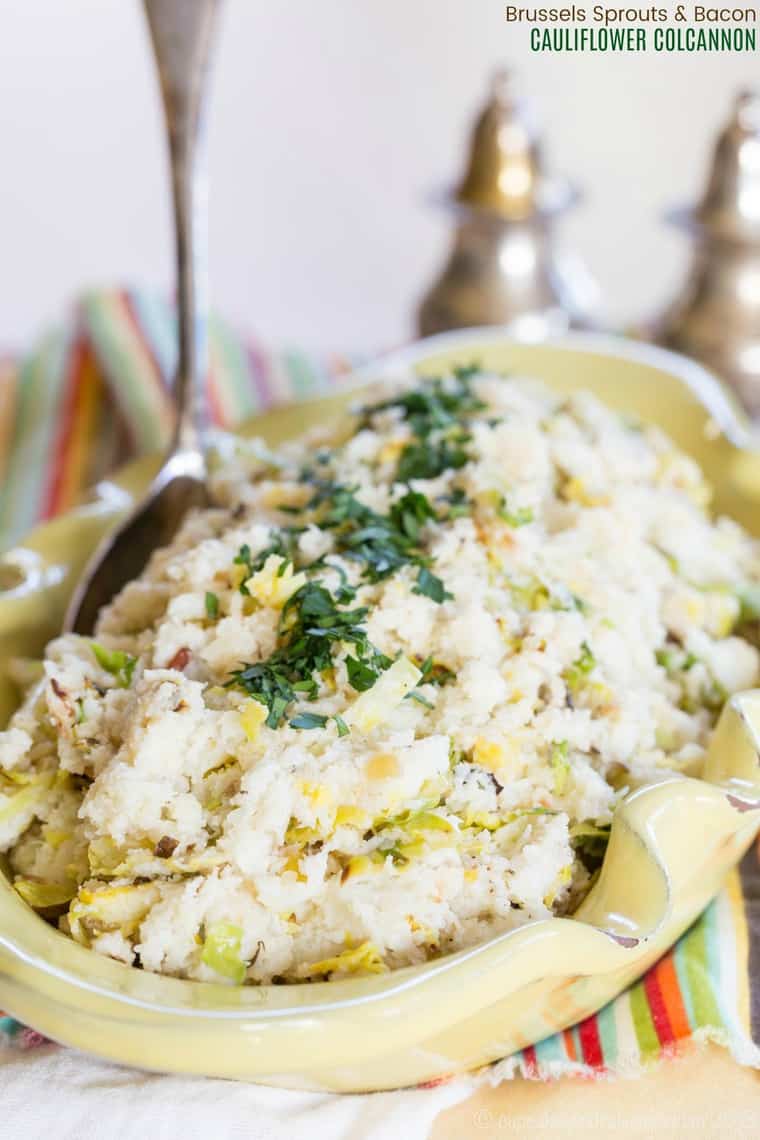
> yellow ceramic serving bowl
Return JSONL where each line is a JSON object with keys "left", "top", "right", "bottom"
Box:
{"left": 1, "top": 331, "right": 760, "bottom": 1092}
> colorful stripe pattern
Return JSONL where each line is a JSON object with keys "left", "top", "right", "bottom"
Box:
{"left": 0, "top": 288, "right": 758, "bottom": 1081}
{"left": 0, "top": 289, "right": 357, "bottom": 546}
{"left": 496, "top": 855, "right": 760, "bottom": 1080}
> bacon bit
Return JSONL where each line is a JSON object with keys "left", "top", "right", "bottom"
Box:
{"left": 48, "top": 677, "right": 75, "bottom": 736}
{"left": 154, "top": 836, "right": 179, "bottom": 858}
{"left": 250, "top": 939, "right": 265, "bottom": 965}
{"left": 168, "top": 647, "right": 191, "bottom": 671}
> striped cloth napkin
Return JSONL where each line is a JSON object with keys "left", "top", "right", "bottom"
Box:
{"left": 1, "top": 287, "right": 759, "bottom": 1080}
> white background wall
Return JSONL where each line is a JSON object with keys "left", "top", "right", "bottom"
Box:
{"left": 1, "top": 0, "right": 758, "bottom": 354}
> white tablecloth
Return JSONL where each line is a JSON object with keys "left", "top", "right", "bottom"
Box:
{"left": 0, "top": 1044, "right": 471, "bottom": 1140}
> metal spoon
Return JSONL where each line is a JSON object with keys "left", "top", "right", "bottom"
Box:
{"left": 64, "top": 0, "right": 220, "bottom": 635}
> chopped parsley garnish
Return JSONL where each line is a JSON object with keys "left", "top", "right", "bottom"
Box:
{"left": 234, "top": 532, "right": 298, "bottom": 594}
{"left": 321, "top": 560, "right": 357, "bottom": 605}
{"left": 345, "top": 652, "right": 390, "bottom": 692}
{"left": 361, "top": 366, "right": 485, "bottom": 438}
{"left": 396, "top": 437, "right": 469, "bottom": 483}
{"left": 307, "top": 482, "right": 452, "bottom": 602}
{"left": 413, "top": 566, "right": 452, "bottom": 603}
{"left": 361, "top": 367, "right": 485, "bottom": 485}
{"left": 224, "top": 372, "right": 493, "bottom": 723}
{"left": 228, "top": 580, "right": 391, "bottom": 728}
{"left": 402, "top": 656, "right": 455, "bottom": 709}
{"left": 334, "top": 714, "right": 350, "bottom": 737}
{"left": 289, "top": 712, "right": 329, "bottom": 730}
{"left": 204, "top": 591, "right": 219, "bottom": 620}
{"left": 406, "top": 690, "right": 434, "bottom": 709}
{"left": 440, "top": 487, "right": 472, "bottom": 519}
{"left": 233, "top": 543, "right": 257, "bottom": 590}
{"left": 417, "top": 656, "right": 455, "bottom": 686}
{"left": 388, "top": 488, "right": 437, "bottom": 542}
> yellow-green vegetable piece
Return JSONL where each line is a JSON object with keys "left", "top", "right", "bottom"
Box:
{"left": 91, "top": 642, "right": 137, "bottom": 688}
{"left": 14, "top": 878, "right": 77, "bottom": 909}
{"left": 201, "top": 921, "right": 247, "bottom": 983}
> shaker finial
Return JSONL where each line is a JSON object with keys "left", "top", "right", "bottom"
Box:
{"left": 692, "top": 87, "right": 760, "bottom": 242}
{"left": 734, "top": 88, "right": 760, "bottom": 132}
{"left": 489, "top": 65, "right": 512, "bottom": 106}
{"left": 452, "top": 69, "right": 572, "bottom": 221}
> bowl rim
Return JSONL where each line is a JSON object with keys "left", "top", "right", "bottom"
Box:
{"left": 353, "top": 327, "right": 753, "bottom": 449}
{"left": 1, "top": 329, "right": 759, "bottom": 1027}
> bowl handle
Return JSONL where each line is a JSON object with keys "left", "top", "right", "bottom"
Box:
{"left": 703, "top": 690, "right": 760, "bottom": 809}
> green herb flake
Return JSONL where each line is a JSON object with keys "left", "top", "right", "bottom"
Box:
{"left": 233, "top": 532, "right": 300, "bottom": 595}
{"left": 205, "top": 591, "right": 219, "bottom": 620}
{"left": 441, "top": 487, "right": 472, "bottom": 519}
{"left": 345, "top": 651, "right": 390, "bottom": 693}
{"left": 496, "top": 499, "right": 534, "bottom": 527}
{"left": 90, "top": 643, "right": 136, "bottom": 688}
{"left": 396, "top": 438, "right": 470, "bottom": 483}
{"left": 322, "top": 560, "right": 358, "bottom": 605}
{"left": 413, "top": 567, "right": 452, "bottom": 603}
{"left": 417, "top": 656, "right": 455, "bottom": 686}
{"left": 289, "top": 712, "right": 329, "bottom": 730}
{"left": 406, "top": 690, "right": 435, "bottom": 709}
{"left": 656, "top": 647, "right": 698, "bottom": 675}
{"left": 564, "top": 641, "right": 596, "bottom": 693}
{"left": 333, "top": 714, "right": 350, "bottom": 737}
{"left": 388, "top": 488, "right": 437, "bottom": 543}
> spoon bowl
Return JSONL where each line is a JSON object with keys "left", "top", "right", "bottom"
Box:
{"left": 64, "top": 454, "right": 208, "bottom": 635}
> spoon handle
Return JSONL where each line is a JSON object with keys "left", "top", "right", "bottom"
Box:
{"left": 144, "top": 0, "right": 221, "bottom": 466}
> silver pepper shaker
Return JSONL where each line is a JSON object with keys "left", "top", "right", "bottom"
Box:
{"left": 655, "top": 91, "right": 760, "bottom": 416}
{"left": 417, "top": 70, "right": 597, "bottom": 339}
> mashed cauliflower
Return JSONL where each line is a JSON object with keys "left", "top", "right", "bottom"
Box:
{"left": 1, "top": 366, "right": 759, "bottom": 985}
